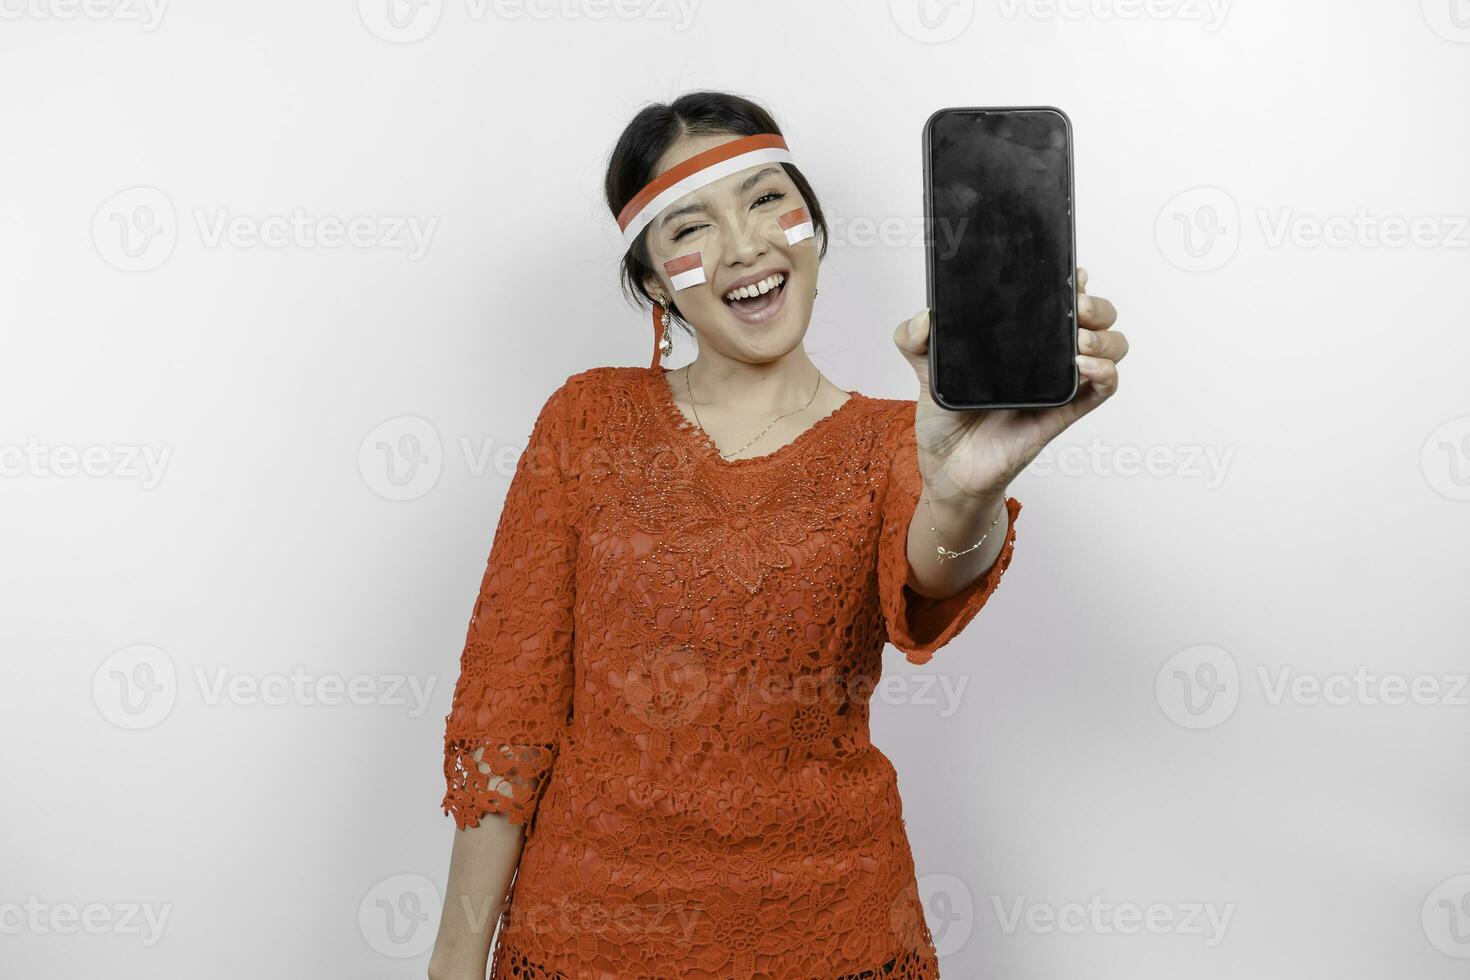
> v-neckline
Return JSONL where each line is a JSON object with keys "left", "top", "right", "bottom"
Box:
{"left": 645, "top": 365, "right": 864, "bottom": 467}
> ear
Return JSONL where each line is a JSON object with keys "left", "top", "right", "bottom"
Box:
{"left": 641, "top": 273, "right": 667, "bottom": 303}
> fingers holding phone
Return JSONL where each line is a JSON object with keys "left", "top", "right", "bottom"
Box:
{"left": 1074, "top": 267, "right": 1125, "bottom": 400}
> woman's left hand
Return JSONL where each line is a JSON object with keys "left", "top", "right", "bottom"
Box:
{"left": 893, "top": 266, "right": 1127, "bottom": 500}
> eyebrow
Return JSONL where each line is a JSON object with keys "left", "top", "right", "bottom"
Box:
{"left": 657, "top": 166, "right": 784, "bottom": 231}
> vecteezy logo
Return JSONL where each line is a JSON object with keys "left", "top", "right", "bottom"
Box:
{"left": 92, "top": 644, "right": 178, "bottom": 729}
{"left": 92, "top": 187, "right": 177, "bottom": 272}
{"left": 1421, "top": 416, "right": 1470, "bottom": 501}
{"left": 1155, "top": 187, "right": 1240, "bottom": 272}
{"left": 915, "top": 872, "right": 974, "bottom": 957}
{"left": 624, "top": 644, "right": 711, "bottom": 731}
{"left": 359, "top": 873, "right": 439, "bottom": 957}
{"left": 358, "top": 0, "right": 443, "bottom": 43}
{"left": 1155, "top": 644, "right": 1240, "bottom": 730}
{"left": 889, "top": 0, "right": 975, "bottom": 42}
{"left": 1422, "top": 874, "right": 1470, "bottom": 958}
{"left": 1423, "top": 0, "right": 1470, "bottom": 42}
{"left": 359, "top": 416, "right": 443, "bottom": 501}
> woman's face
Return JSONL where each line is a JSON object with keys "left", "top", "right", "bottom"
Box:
{"left": 639, "top": 132, "right": 819, "bottom": 364}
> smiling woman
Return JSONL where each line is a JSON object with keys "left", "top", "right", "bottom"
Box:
{"left": 427, "top": 90, "right": 1065, "bottom": 980}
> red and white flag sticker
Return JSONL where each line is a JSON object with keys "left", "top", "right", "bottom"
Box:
{"left": 778, "top": 207, "right": 814, "bottom": 246}
{"left": 664, "top": 252, "right": 706, "bottom": 291}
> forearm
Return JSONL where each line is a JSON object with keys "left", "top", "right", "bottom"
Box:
{"left": 903, "top": 485, "right": 1009, "bottom": 599}
{"left": 428, "top": 814, "right": 527, "bottom": 980}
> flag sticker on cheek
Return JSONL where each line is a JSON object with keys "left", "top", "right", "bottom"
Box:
{"left": 664, "top": 252, "right": 706, "bottom": 291}
{"left": 778, "top": 207, "right": 815, "bottom": 246}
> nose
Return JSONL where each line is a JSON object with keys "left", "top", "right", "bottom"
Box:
{"left": 725, "top": 208, "right": 770, "bottom": 267}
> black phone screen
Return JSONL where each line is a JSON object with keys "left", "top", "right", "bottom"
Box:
{"left": 925, "top": 107, "right": 1077, "bottom": 409}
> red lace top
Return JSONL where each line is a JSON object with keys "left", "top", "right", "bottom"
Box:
{"left": 442, "top": 364, "right": 1021, "bottom": 979}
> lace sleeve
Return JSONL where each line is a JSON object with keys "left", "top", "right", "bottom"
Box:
{"left": 876, "top": 405, "right": 1021, "bottom": 666}
{"left": 442, "top": 382, "right": 578, "bottom": 831}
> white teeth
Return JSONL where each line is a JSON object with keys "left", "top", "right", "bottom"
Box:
{"left": 724, "top": 272, "right": 785, "bottom": 302}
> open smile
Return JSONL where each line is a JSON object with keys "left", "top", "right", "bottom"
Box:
{"left": 720, "top": 270, "right": 788, "bottom": 325}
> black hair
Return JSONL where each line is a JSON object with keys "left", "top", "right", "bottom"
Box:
{"left": 603, "top": 90, "right": 829, "bottom": 344}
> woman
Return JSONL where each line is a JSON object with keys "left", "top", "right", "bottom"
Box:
{"left": 428, "top": 91, "right": 1125, "bottom": 980}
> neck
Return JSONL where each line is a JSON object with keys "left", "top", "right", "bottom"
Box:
{"left": 678, "top": 349, "right": 825, "bottom": 415}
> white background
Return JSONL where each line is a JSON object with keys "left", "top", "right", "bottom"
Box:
{"left": 3, "top": 1, "right": 1469, "bottom": 977}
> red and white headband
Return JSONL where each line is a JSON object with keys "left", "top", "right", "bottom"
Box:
{"left": 616, "top": 132, "right": 795, "bottom": 251}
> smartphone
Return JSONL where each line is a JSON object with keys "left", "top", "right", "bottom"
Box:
{"left": 923, "top": 106, "right": 1078, "bottom": 410}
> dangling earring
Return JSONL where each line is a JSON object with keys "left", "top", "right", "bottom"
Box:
{"left": 658, "top": 299, "right": 673, "bottom": 358}
{"left": 649, "top": 291, "right": 674, "bottom": 368}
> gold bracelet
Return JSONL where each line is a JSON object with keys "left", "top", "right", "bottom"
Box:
{"left": 923, "top": 492, "right": 1006, "bottom": 563}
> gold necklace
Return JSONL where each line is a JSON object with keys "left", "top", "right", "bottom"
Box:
{"left": 684, "top": 365, "right": 822, "bottom": 460}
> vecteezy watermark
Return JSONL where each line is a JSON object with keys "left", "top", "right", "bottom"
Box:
{"left": 0, "top": 0, "right": 168, "bottom": 30}
{"left": 1156, "top": 644, "right": 1470, "bottom": 730}
{"left": 824, "top": 212, "right": 970, "bottom": 259}
{"left": 359, "top": 874, "right": 439, "bottom": 958}
{"left": 359, "top": 416, "right": 445, "bottom": 502}
{"left": 92, "top": 644, "right": 177, "bottom": 729}
{"left": 619, "top": 648, "right": 979, "bottom": 733}
{"left": 889, "top": 0, "right": 976, "bottom": 43}
{"left": 485, "top": 0, "right": 699, "bottom": 27}
{"left": 1423, "top": 873, "right": 1470, "bottom": 958}
{"left": 1155, "top": 187, "right": 1241, "bottom": 273}
{"left": 92, "top": 186, "right": 177, "bottom": 272}
{"left": 917, "top": 873, "right": 975, "bottom": 957}
{"left": 92, "top": 186, "right": 437, "bottom": 272}
{"left": 873, "top": 672, "right": 971, "bottom": 717}
{"left": 356, "top": 416, "right": 574, "bottom": 502}
{"left": 191, "top": 665, "right": 439, "bottom": 715}
{"left": 1156, "top": 644, "right": 1240, "bottom": 730}
{"left": 497, "top": 893, "right": 705, "bottom": 949}
{"left": 1028, "top": 438, "right": 1236, "bottom": 488}
{"left": 1257, "top": 666, "right": 1470, "bottom": 708}
{"left": 1421, "top": 416, "right": 1470, "bottom": 501}
{"left": 992, "top": 896, "right": 1235, "bottom": 947}
{"left": 996, "top": 0, "right": 1230, "bottom": 31}
{"left": 1422, "top": 0, "right": 1470, "bottom": 43}
{"left": 0, "top": 438, "right": 172, "bottom": 489}
{"left": 358, "top": 0, "right": 443, "bottom": 42}
{"left": 1157, "top": 186, "right": 1470, "bottom": 272}
{"left": 91, "top": 644, "right": 440, "bottom": 729}
{"left": 1256, "top": 208, "right": 1470, "bottom": 251}
{"left": 0, "top": 897, "right": 173, "bottom": 945}
{"left": 192, "top": 208, "right": 436, "bottom": 259}
{"left": 357, "top": 0, "right": 700, "bottom": 43}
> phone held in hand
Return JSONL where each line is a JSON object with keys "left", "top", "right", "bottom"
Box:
{"left": 923, "top": 106, "right": 1079, "bottom": 410}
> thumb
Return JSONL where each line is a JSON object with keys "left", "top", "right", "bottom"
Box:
{"left": 892, "top": 308, "right": 932, "bottom": 394}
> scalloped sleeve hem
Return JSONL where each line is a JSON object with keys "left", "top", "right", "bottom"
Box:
{"left": 877, "top": 414, "right": 1021, "bottom": 665}
{"left": 441, "top": 737, "right": 558, "bottom": 831}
